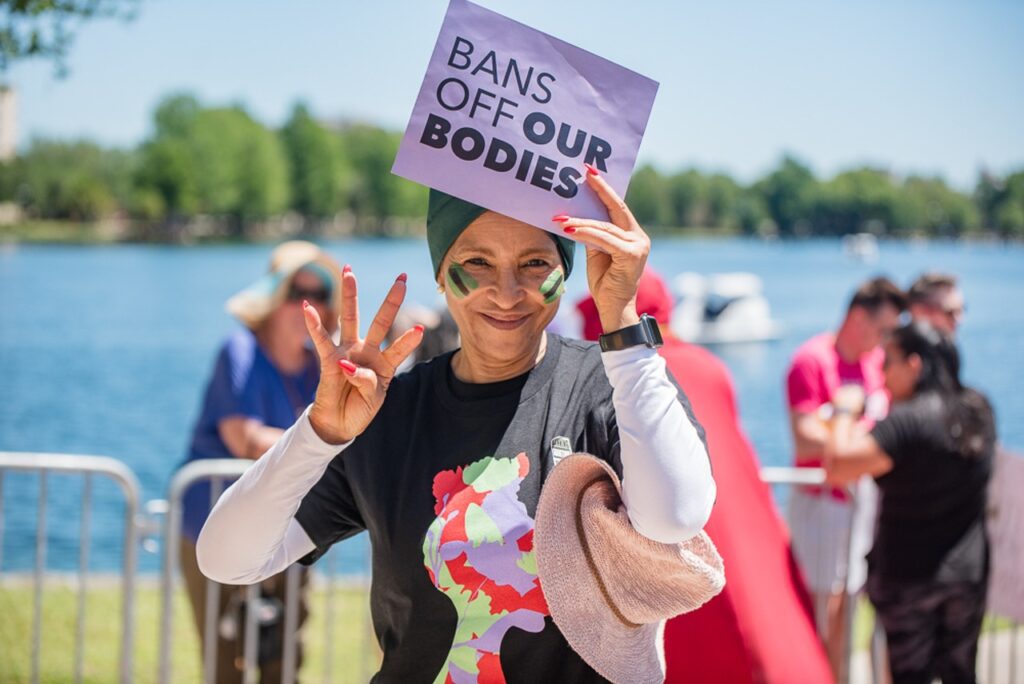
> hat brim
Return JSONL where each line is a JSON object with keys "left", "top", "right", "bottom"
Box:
{"left": 534, "top": 455, "right": 666, "bottom": 684}
{"left": 225, "top": 253, "right": 343, "bottom": 330}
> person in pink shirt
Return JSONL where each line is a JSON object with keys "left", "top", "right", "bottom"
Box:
{"left": 786, "top": 276, "right": 906, "bottom": 681}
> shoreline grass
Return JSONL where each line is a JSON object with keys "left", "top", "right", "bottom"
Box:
{"left": 0, "top": 581, "right": 379, "bottom": 684}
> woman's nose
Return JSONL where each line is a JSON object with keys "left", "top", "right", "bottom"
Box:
{"left": 490, "top": 269, "right": 525, "bottom": 308}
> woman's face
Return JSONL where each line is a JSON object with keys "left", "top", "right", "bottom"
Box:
{"left": 883, "top": 341, "right": 921, "bottom": 402}
{"left": 440, "top": 212, "right": 565, "bottom": 363}
{"left": 266, "top": 268, "right": 334, "bottom": 347}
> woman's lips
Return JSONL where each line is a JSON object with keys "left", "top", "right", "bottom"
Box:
{"left": 480, "top": 313, "right": 529, "bottom": 330}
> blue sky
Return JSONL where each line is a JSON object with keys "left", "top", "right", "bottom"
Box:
{"left": 8, "top": 0, "right": 1023, "bottom": 189}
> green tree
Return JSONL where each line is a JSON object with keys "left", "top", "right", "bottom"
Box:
{"left": 625, "top": 164, "right": 672, "bottom": 228}
{"left": 705, "top": 173, "right": 742, "bottom": 230}
{"left": 135, "top": 94, "right": 290, "bottom": 229}
{"left": 340, "top": 124, "right": 425, "bottom": 226}
{"left": 754, "top": 156, "right": 818, "bottom": 236}
{"left": 900, "top": 176, "right": 979, "bottom": 236}
{"left": 976, "top": 170, "right": 1024, "bottom": 238}
{"left": 0, "top": 0, "right": 140, "bottom": 75}
{"left": 666, "top": 170, "right": 706, "bottom": 227}
{"left": 815, "top": 167, "right": 901, "bottom": 236}
{"left": 9, "top": 138, "right": 131, "bottom": 219}
{"left": 281, "top": 103, "right": 349, "bottom": 219}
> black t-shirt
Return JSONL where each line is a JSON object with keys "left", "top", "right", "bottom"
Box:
{"left": 869, "top": 392, "right": 994, "bottom": 582}
{"left": 295, "top": 334, "right": 705, "bottom": 683}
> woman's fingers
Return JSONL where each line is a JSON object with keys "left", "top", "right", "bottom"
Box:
{"left": 584, "top": 170, "right": 639, "bottom": 231}
{"left": 559, "top": 217, "right": 632, "bottom": 242}
{"left": 364, "top": 274, "right": 408, "bottom": 349}
{"left": 302, "top": 302, "right": 336, "bottom": 360}
{"left": 340, "top": 266, "right": 360, "bottom": 346}
{"left": 381, "top": 325, "right": 425, "bottom": 374}
{"left": 337, "top": 360, "right": 379, "bottom": 401}
{"left": 565, "top": 223, "right": 645, "bottom": 258}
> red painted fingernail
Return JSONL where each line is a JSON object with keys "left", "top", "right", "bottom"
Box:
{"left": 552, "top": 214, "right": 570, "bottom": 222}
{"left": 338, "top": 359, "right": 357, "bottom": 374}
{"left": 563, "top": 226, "right": 577, "bottom": 234}
{"left": 414, "top": 324, "right": 425, "bottom": 333}
{"left": 584, "top": 163, "right": 600, "bottom": 177}
{"left": 397, "top": 273, "right": 408, "bottom": 283}
{"left": 343, "top": 264, "right": 352, "bottom": 274}
{"left": 302, "top": 299, "right": 309, "bottom": 308}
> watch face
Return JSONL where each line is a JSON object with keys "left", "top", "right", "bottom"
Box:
{"left": 641, "top": 314, "right": 664, "bottom": 347}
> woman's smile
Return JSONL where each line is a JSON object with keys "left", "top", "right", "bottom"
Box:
{"left": 480, "top": 311, "right": 531, "bottom": 330}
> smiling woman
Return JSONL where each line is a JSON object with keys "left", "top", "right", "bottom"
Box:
{"left": 196, "top": 171, "right": 718, "bottom": 683}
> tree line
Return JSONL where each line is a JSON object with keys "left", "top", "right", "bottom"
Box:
{"left": 1, "top": 93, "right": 1022, "bottom": 240}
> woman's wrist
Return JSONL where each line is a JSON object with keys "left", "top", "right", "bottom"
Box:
{"left": 307, "top": 405, "right": 352, "bottom": 446}
{"left": 598, "top": 306, "right": 640, "bottom": 334}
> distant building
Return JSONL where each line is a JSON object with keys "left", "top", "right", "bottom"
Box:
{"left": 0, "top": 86, "right": 16, "bottom": 161}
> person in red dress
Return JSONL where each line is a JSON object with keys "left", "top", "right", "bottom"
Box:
{"left": 577, "top": 268, "right": 832, "bottom": 683}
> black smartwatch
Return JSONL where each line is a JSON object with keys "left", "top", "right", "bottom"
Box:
{"left": 599, "top": 313, "right": 664, "bottom": 352}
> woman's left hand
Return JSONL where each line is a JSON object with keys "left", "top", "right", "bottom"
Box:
{"left": 557, "top": 167, "right": 650, "bottom": 333}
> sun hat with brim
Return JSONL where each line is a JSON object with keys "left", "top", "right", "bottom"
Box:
{"left": 427, "top": 189, "right": 575, "bottom": 278}
{"left": 534, "top": 454, "right": 725, "bottom": 684}
{"left": 225, "top": 240, "right": 343, "bottom": 331}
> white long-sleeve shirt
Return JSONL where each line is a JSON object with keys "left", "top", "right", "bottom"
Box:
{"left": 197, "top": 345, "right": 715, "bottom": 585}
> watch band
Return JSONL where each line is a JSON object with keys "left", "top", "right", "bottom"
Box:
{"left": 599, "top": 313, "right": 664, "bottom": 352}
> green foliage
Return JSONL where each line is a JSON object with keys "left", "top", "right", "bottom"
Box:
{"left": 0, "top": 90, "right": 1017, "bottom": 241}
{"left": 977, "top": 171, "right": 1024, "bottom": 238}
{"left": 815, "top": 167, "right": 901, "bottom": 236}
{"left": 900, "top": 176, "right": 980, "bottom": 237}
{"left": 0, "top": 0, "right": 139, "bottom": 76}
{"left": 281, "top": 102, "right": 349, "bottom": 218}
{"left": 756, "top": 156, "right": 818, "bottom": 236}
{"left": 625, "top": 164, "right": 672, "bottom": 227}
{"left": 340, "top": 124, "right": 426, "bottom": 225}
{"left": 134, "top": 94, "right": 290, "bottom": 227}
{"left": 4, "top": 138, "right": 133, "bottom": 220}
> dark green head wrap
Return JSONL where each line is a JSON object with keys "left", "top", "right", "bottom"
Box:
{"left": 427, "top": 190, "right": 575, "bottom": 279}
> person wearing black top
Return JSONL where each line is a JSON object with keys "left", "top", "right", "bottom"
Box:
{"left": 825, "top": 321, "right": 996, "bottom": 684}
{"left": 197, "top": 170, "right": 717, "bottom": 683}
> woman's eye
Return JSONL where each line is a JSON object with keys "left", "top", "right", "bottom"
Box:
{"left": 465, "top": 258, "right": 489, "bottom": 267}
{"left": 524, "top": 259, "right": 550, "bottom": 269}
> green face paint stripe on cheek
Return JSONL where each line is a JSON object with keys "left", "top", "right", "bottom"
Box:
{"left": 540, "top": 270, "right": 565, "bottom": 304}
{"left": 446, "top": 264, "right": 477, "bottom": 298}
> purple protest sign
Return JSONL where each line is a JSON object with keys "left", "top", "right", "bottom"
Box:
{"left": 392, "top": 0, "right": 658, "bottom": 237}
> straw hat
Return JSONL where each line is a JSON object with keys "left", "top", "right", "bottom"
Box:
{"left": 534, "top": 454, "right": 725, "bottom": 684}
{"left": 225, "top": 240, "right": 343, "bottom": 330}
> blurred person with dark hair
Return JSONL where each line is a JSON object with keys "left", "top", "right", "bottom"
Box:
{"left": 577, "top": 269, "right": 832, "bottom": 683}
{"left": 908, "top": 272, "right": 965, "bottom": 336}
{"left": 825, "top": 322, "right": 995, "bottom": 683}
{"left": 785, "top": 276, "right": 907, "bottom": 679}
{"left": 179, "top": 241, "right": 342, "bottom": 683}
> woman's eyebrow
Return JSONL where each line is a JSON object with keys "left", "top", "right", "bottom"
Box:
{"left": 452, "top": 246, "right": 555, "bottom": 260}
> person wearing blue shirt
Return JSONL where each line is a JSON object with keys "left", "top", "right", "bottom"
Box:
{"left": 179, "top": 240, "right": 342, "bottom": 683}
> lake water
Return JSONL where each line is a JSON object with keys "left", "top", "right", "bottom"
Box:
{"left": 1, "top": 237, "right": 1021, "bottom": 574}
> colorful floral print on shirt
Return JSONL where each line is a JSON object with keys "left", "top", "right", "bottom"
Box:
{"left": 422, "top": 453, "right": 549, "bottom": 684}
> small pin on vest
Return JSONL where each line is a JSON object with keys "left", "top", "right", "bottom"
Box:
{"left": 550, "top": 436, "right": 572, "bottom": 465}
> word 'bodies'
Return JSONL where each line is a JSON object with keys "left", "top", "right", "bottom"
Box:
{"left": 392, "top": 0, "right": 658, "bottom": 235}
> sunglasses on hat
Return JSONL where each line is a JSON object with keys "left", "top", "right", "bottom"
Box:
{"left": 287, "top": 284, "right": 331, "bottom": 304}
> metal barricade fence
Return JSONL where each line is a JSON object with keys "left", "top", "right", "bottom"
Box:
{"left": 1, "top": 453, "right": 1021, "bottom": 683}
{"left": 161, "top": 459, "right": 312, "bottom": 684}
{"left": 761, "top": 466, "right": 1023, "bottom": 684}
{"left": 159, "top": 458, "right": 374, "bottom": 684}
{"left": 0, "top": 451, "right": 141, "bottom": 684}
{"left": 762, "top": 466, "right": 874, "bottom": 684}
